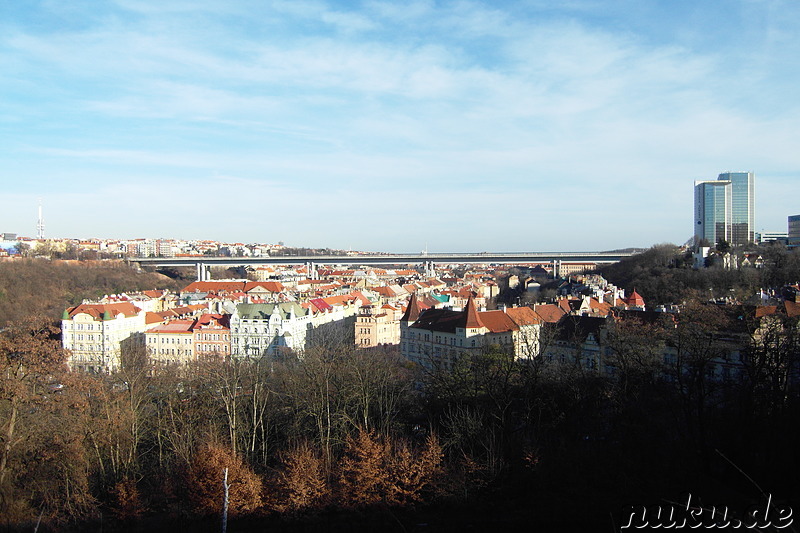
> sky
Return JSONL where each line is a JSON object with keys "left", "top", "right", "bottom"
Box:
{"left": 1, "top": 0, "right": 798, "bottom": 253}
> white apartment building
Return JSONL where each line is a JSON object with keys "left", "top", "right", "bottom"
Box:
{"left": 230, "top": 302, "right": 311, "bottom": 358}
{"left": 62, "top": 302, "right": 148, "bottom": 373}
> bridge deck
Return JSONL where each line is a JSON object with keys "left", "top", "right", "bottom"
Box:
{"left": 129, "top": 251, "right": 637, "bottom": 267}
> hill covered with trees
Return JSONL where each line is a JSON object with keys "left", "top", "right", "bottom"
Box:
{"left": 0, "top": 259, "right": 185, "bottom": 327}
{"left": 598, "top": 243, "right": 800, "bottom": 305}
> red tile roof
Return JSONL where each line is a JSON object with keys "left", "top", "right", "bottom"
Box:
{"left": 533, "top": 304, "right": 567, "bottom": 323}
{"left": 478, "top": 310, "right": 517, "bottom": 333}
{"left": 755, "top": 305, "right": 778, "bottom": 318}
{"left": 244, "top": 281, "right": 285, "bottom": 293}
{"left": 400, "top": 293, "right": 422, "bottom": 323}
{"left": 625, "top": 290, "right": 646, "bottom": 308}
{"left": 145, "top": 312, "right": 166, "bottom": 325}
{"left": 463, "top": 297, "right": 483, "bottom": 329}
{"left": 504, "top": 306, "right": 541, "bottom": 326}
{"left": 148, "top": 320, "right": 194, "bottom": 334}
{"left": 67, "top": 302, "right": 142, "bottom": 320}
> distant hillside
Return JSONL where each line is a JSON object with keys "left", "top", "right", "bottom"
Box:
{"left": 598, "top": 243, "right": 800, "bottom": 305}
{"left": 0, "top": 258, "right": 184, "bottom": 327}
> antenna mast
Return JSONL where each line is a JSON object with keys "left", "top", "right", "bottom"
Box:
{"left": 37, "top": 199, "right": 45, "bottom": 239}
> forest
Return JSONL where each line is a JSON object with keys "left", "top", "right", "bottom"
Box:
{"left": 598, "top": 242, "right": 800, "bottom": 305}
{"left": 0, "top": 259, "right": 187, "bottom": 328}
{"left": 1, "top": 248, "right": 799, "bottom": 531}
{"left": 2, "top": 308, "right": 799, "bottom": 531}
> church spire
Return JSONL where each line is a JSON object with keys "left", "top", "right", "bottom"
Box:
{"left": 400, "top": 293, "right": 421, "bottom": 323}
{"left": 462, "top": 295, "right": 483, "bottom": 329}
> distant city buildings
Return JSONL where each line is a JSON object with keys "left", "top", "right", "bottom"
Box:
{"left": 756, "top": 231, "right": 788, "bottom": 244}
{"left": 694, "top": 171, "right": 755, "bottom": 247}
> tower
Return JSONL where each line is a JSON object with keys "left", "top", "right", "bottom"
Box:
{"left": 37, "top": 200, "right": 45, "bottom": 240}
{"left": 694, "top": 180, "right": 731, "bottom": 247}
{"left": 717, "top": 171, "right": 755, "bottom": 246}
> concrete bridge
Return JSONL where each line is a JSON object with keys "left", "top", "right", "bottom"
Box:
{"left": 128, "top": 251, "right": 640, "bottom": 281}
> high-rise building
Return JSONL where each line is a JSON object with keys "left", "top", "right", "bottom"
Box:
{"left": 694, "top": 180, "right": 731, "bottom": 247}
{"left": 718, "top": 171, "right": 755, "bottom": 245}
{"left": 789, "top": 215, "right": 800, "bottom": 249}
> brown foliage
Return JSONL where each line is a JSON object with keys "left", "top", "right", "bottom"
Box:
{"left": 275, "top": 441, "right": 329, "bottom": 513}
{"left": 0, "top": 316, "right": 79, "bottom": 522}
{"left": 185, "top": 442, "right": 263, "bottom": 517}
{"left": 384, "top": 433, "right": 443, "bottom": 506}
{"left": 337, "top": 429, "right": 389, "bottom": 507}
{"left": 336, "top": 429, "right": 442, "bottom": 508}
{"left": 110, "top": 477, "right": 144, "bottom": 521}
{"left": 0, "top": 258, "right": 181, "bottom": 327}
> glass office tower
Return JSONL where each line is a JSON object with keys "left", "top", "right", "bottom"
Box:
{"left": 694, "top": 180, "right": 732, "bottom": 247}
{"left": 789, "top": 215, "right": 800, "bottom": 248}
{"left": 718, "top": 171, "right": 755, "bottom": 246}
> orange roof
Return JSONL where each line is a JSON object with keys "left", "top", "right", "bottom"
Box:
{"left": 533, "top": 304, "right": 567, "bottom": 323}
{"left": 244, "top": 281, "right": 285, "bottom": 293}
{"left": 67, "top": 302, "right": 141, "bottom": 320}
{"left": 187, "top": 281, "right": 242, "bottom": 292}
{"left": 350, "top": 291, "right": 372, "bottom": 306}
{"left": 194, "top": 313, "right": 230, "bottom": 328}
{"left": 589, "top": 298, "right": 613, "bottom": 316}
{"left": 373, "top": 286, "right": 401, "bottom": 298}
{"left": 463, "top": 297, "right": 483, "bottom": 329}
{"left": 786, "top": 300, "right": 800, "bottom": 318}
{"left": 143, "top": 289, "right": 167, "bottom": 298}
{"left": 148, "top": 320, "right": 194, "bottom": 334}
{"left": 504, "top": 306, "right": 541, "bottom": 326}
{"left": 146, "top": 311, "right": 166, "bottom": 325}
{"left": 478, "top": 310, "right": 517, "bottom": 333}
{"left": 755, "top": 306, "right": 778, "bottom": 318}
{"left": 625, "top": 290, "right": 646, "bottom": 307}
{"left": 400, "top": 293, "right": 422, "bottom": 322}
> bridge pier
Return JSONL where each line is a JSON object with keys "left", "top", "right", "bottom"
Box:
{"left": 196, "top": 263, "right": 211, "bottom": 282}
{"left": 305, "top": 262, "right": 319, "bottom": 280}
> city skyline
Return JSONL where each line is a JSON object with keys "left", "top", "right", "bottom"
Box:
{"left": 2, "top": 1, "right": 799, "bottom": 252}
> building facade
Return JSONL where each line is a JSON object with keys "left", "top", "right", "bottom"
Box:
{"left": 789, "top": 215, "right": 800, "bottom": 248}
{"left": 230, "top": 302, "right": 311, "bottom": 358}
{"left": 146, "top": 320, "right": 196, "bottom": 365}
{"left": 718, "top": 171, "right": 755, "bottom": 246}
{"left": 62, "top": 302, "right": 148, "bottom": 373}
{"left": 399, "top": 296, "right": 542, "bottom": 370}
{"left": 355, "top": 304, "right": 402, "bottom": 347}
{"left": 694, "top": 179, "right": 732, "bottom": 246}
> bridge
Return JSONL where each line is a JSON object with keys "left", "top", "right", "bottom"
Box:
{"left": 128, "top": 251, "right": 639, "bottom": 281}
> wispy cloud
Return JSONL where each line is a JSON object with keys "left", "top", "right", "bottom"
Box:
{"left": 1, "top": 0, "right": 799, "bottom": 250}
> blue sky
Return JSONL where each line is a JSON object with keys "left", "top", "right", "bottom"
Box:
{"left": 1, "top": 0, "right": 798, "bottom": 252}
